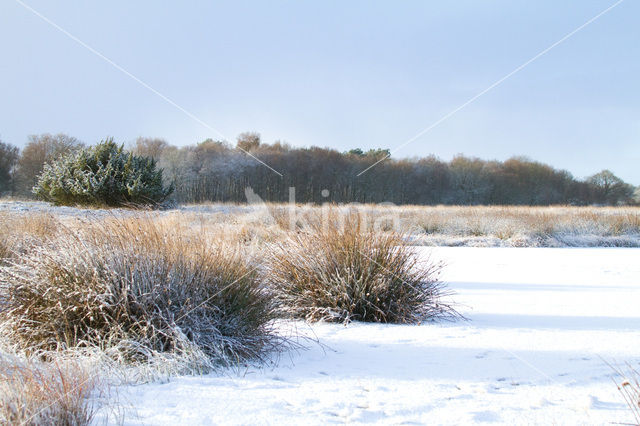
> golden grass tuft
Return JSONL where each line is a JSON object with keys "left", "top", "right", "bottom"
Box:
{"left": 0, "top": 212, "right": 60, "bottom": 262}
{"left": 0, "top": 355, "right": 97, "bottom": 426}
{"left": 0, "top": 216, "right": 280, "bottom": 371}
{"left": 268, "top": 210, "right": 458, "bottom": 323}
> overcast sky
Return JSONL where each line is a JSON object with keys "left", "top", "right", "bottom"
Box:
{"left": 1, "top": 0, "right": 638, "bottom": 184}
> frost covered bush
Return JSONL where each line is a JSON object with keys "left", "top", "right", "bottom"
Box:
{"left": 33, "top": 138, "right": 173, "bottom": 207}
{"left": 268, "top": 211, "right": 457, "bottom": 323}
{"left": 0, "top": 218, "right": 279, "bottom": 370}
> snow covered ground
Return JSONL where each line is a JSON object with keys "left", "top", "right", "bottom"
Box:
{"left": 102, "top": 247, "right": 640, "bottom": 425}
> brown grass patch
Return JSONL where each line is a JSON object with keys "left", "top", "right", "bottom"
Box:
{"left": 0, "top": 212, "right": 60, "bottom": 262}
{"left": 0, "top": 355, "right": 97, "bottom": 426}
{"left": 0, "top": 217, "right": 281, "bottom": 370}
{"left": 268, "top": 210, "right": 458, "bottom": 323}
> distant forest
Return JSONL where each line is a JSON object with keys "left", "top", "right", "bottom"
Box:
{"left": 1, "top": 132, "right": 638, "bottom": 206}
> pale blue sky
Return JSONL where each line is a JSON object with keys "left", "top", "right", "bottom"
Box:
{"left": 1, "top": 1, "right": 638, "bottom": 183}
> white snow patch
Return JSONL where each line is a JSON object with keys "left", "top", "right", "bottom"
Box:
{"left": 98, "top": 247, "right": 640, "bottom": 425}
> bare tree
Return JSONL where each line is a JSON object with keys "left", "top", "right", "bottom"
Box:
{"left": 587, "top": 170, "right": 634, "bottom": 205}
{"left": 449, "top": 155, "right": 491, "bottom": 204}
{"left": 236, "top": 132, "right": 261, "bottom": 152}
{"left": 16, "top": 133, "right": 84, "bottom": 195}
{"left": 132, "top": 137, "right": 169, "bottom": 161}
{"left": 0, "top": 140, "right": 19, "bottom": 195}
{"left": 633, "top": 186, "right": 640, "bottom": 205}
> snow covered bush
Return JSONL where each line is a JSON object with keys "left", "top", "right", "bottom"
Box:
{"left": 268, "top": 211, "right": 457, "bottom": 323}
{"left": 33, "top": 138, "right": 173, "bottom": 207}
{"left": 0, "top": 218, "right": 279, "bottom": 371}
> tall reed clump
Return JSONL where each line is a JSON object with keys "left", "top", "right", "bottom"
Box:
{"left": 0, "top": 354, "right": 97, "bottom": 426}
{"left": 0, "top": 217, "right": 279, "bottom": 372}
{"left": 268, "top": 211, "right": 457, "bottom": 323}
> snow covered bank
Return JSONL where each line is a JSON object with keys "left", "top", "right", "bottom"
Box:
{"left": 101, "top": 247, "right": 640, "bottom": 425}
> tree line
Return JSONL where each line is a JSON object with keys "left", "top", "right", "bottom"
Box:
{"left": 1, "top": 132, "right": 637, "bottom": 206}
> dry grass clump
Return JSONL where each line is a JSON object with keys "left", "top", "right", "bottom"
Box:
{"left": 268, "top": 211, "right": 457, "bottom": 323}
{"left": 0, "top": 212, "right": 60, "bottom": 262}
{"left": 0, "top": 217, "right": 279, "bottom": 371}
{"left": 383, "top": 205, "right": 640, "bottom": 246}
{"left": 613, "top": 363, "right": 640, "bottom": 425}
{"left": 608, "top": 212, "right": 640, "bottom": 236}
{"left": 244, "top": 204, "right": 640, "bottom": 247}
{"left": 0, "top": 354, "right": 97, "bottom": 426}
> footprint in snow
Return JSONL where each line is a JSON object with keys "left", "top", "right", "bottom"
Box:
{"left": 448, "top": 394, "right": 473, "bottom": 401}
{"left": 351, "top": 409, "right": 387, "bottom": 422}
{"left": 536, "top": 398, "right": 556, "bottom": 407}
{"left": 569, "top": 356, "right": 592, "bottom": 361}
{"left": 472, "top": 410, "right": 501, "bottom": 422}
{"left": 589, "top": 395, "right": 624, "bottom": 410}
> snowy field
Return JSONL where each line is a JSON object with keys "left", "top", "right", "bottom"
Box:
{"left": 104, "top": 247, "right": 640, "bottom": 425}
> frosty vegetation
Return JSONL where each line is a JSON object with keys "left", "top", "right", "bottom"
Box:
{"left": 32, "top": 139, "right": 173, "bottom": 207}
{"left": 268, "top": 211, "right": 457, "bottom": 323}
{"left": 0, "top": 208, "right": 453, "bottom": 424}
